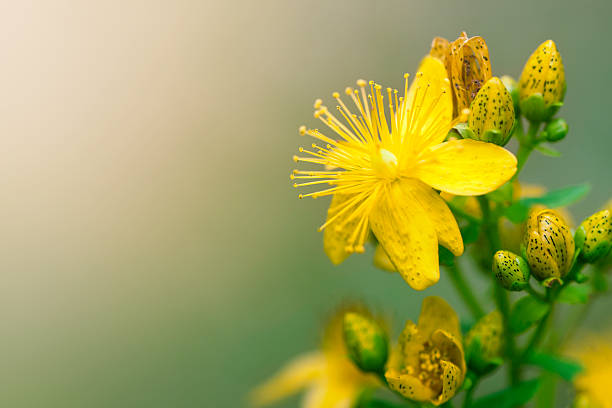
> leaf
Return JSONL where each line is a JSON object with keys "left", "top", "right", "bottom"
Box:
{"left": 535, "top": 144, "right": 562, "bottom": 157}
{"left": 504, "top": 184, "right": 590, "bottom": 223}
{"left": 487, "top": 181, "right": 514, "bottom": 204}
{"left": 454, "top": 122, "right": 475, "bottom": 139}
{"left": 525, "top": 351, "right": 583, "bottom": 381}
{"left": 472, "top": 379, "right": 540, "bottom": 408}
{"left": 509, "top": 296, "right": 550, "bottom": 333}
{"left": 557, "top": 284, "right": 591, "bottom": 304}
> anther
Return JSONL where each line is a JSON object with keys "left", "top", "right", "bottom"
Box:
{"left": 356, "top": 79, "right": 367, "bottom": 87}
{"left": 314, "top": 98, "right": 323, "bottom": 109}
{"left": 332, "top": 92, "right": 340, "bottom": 98}
{"left": 298, "top": 125, "right": 307, "bottom": 135}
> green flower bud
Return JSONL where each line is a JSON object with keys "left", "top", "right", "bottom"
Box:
{"left": 467, "top": 77, "right": 515, "bottom": 146}
{"left": 523, "top": 207, "right": 575, "bottom": 280}
{"left": 544, "top": 118, "right": 569, "bottom": 142}
{"left": 501, "top": 75, "right": 520, "bottom": 116}
{"left": 465, "top": 310, "right": 504, "bottom": 374}
{"left": 343, "top": 312, "right": 388, "bottom": 373}
{"left": 519, "top": 40, "right": 566, "bottom": 122}
{"left": 575, "top": 210, "right": 612, "bottom": 263}
{"left": 492, "top": 250, "right": 530, "bottom": 291}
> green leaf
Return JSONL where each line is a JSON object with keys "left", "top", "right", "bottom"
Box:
{"left": 509, "top": 296, "right": 550, "bottom": 333}
{"left": 525, "top": 351, "right": 583, "bottom": 381}
{"left": 535, "top": 144, "right": 562, "bottom": 157}
{"left": 487, "top": 181, "right": 514, "bottom": 204}
{"left": 472, "top": 379, "right": 540, "bottom": 408}
{"left": 557, "top": 283, "right": 591, "bottom": 304}
{"left": 454, "top": 122, "right": 474, "bottom": 139}
{"left": 504, "top": 184, "right": 590, "bottom": 223}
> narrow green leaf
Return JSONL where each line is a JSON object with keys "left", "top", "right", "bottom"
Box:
{"left": 557, "top": 284, "right": 591, "bottom": 304}
{"left": 526, "top": 352, "right": 583, "bottom": 381}
{"left": 535, "top": 144, "right": 562, "bottom": 157}
{"left": 472, "top": 379, "right": 540, "bottom": 408}
{"left": 510, "top": 296, "right": 550, "bottom": 333}
{"left": 504, "top": 184, "right": 590, "bottom": 223}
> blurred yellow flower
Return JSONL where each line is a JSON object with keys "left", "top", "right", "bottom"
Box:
{"left": 250, "top": 307, "right": 379, "bottom": 408}
{"left": 430, "top": 32, "right": 493, "bottom": 116}
{"left": 567, "top": 333, "right": 612, "bottom": 408}
{"left": 293, "top": 56, "right": 517, "bottom": 290}
{"left": 385, "top": 296, "right": 465, "bottom": 405}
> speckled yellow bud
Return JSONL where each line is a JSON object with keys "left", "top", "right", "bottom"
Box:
{"left": 575, "top": 210, "right": 612, "bottom": 263}
{"left": 343, "top": 312, "right": 389, "bottom": 373}
{"left": 468, "top": 77, "right": 515, "bottom": 146}
{"left": 501, "top": 75, "right": 520, "bottom": 115}
{"left": 465, "top": 310, "right": 504, "bottom": 374}
{"left": 523, "top": 207, "right": 575, "bottom": 280}
{"left": 519, "top": 40, "right": 566, "bottom": 122}
{"left": 492, "top": 250, "right": 530, "bottom": 291}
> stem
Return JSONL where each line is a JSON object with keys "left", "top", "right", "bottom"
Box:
{"left": 525, "top": 285, "right": 546, "bottom": 301}
{"left": 523, "top": 301, "right": 555, "bottom": 358}
{"left": 447, "top": 262, "right": 486, "bottom": 320}
{"left": 462, "top": 380, "right": 478, "bottom": 408}
{"left": 513, "top": 121, "right": 541, "bottom": 179}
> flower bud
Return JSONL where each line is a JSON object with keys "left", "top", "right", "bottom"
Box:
{"left": 467, "top": 77, "right": 515, "bottom": 146}
{"left": 343, "top": 312, "right": 388, "bottom": 373}
{"left": 544, "top": 118, "right": 569, "bottom": 142}
{"left": 465, "top": 311, "right": 504, "bottom": 374}
{"left": 575, "top": 210, "right": 612, "bottom": 263}
{"left": 501, "top": 75, "right": 520, "bottom": 115}
{"left": 492, "top": 250, "right": 530, "bottom": 291}
{"left": 523, "top": 207, "right": 575, "bottom": 280}
{"left": 519, "top": 40, "right": 566, "bottom": 122}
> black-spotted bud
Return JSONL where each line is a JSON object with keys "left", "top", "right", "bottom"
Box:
{"left": 343, "top": 312, "right": 388, "bottom": 373}
{"left": 501, "top": 75, "right": 520, "bottom": 116}
{"left": 523, "top": 207, "right": 575, "bottom": 280}
{"left": 519, "top": 40, "right": 566, "bottom": 122}
{"left": 493, "top": 250, "right": 530, "bottom": 291}
{"left": 467, "top": 77, "right": 515, "bottom": 146}
{"left": 575, "top": 210, "right": 612, "bottom": 263}
{"left": 544, "top": 118, "right": 569, "bottom": 142}
{"left": 465, "top": 310, "right": 504, "bottom": 374}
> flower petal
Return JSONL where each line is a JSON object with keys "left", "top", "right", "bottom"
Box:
{"left": 402, "top": 179, "right": 464, "bottom": 256}
{"left": 402, "top": 56, "right": 454, "bottom": 152}
{"left": 432, "top": 360, "right": 463, "bottom": 406}
{"left": 323, "top": 193, "right": 362, "bottom": 264}
{"left": 417, "top": 296, "right": 461, "bottom": 341}
{"left": 373, "top": 244, "right": 397, "bottom": 273}
{"left": 385, "top": 368, "right": 435, "bottom": 402}
{"left": 250, "top": 352, "right": 325, "bottom": 407}
{"left": 431, "top": 329, "right": 466, "bottom": 381}
{"left": 414, "top": 139, "right": 517, "bottom": 196}
{"left": 303, "top": 382, "right": 355, "bottom": 408}
{"left": 369, "top": 183, "right": 439, "bottom": 290}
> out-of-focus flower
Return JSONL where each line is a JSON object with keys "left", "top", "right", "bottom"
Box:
{"left": 575, "top": 210, "right": 612, "bottom": 263}
{"left": 465, "top": 310, "right": 504, "bottom": 374}
{"left": 519, "top": 40, "right": 565, "bottom": 122}
{"left": 430, "top": 32, "right": 492, "bottom": 116}
{"left": 492, "top": 250, "right": 530, "bottom": 291}
{"left": 567, "top": 333, "right": 612, "bottom": 408}
{"left": 250, "top": 307, "right": 379, "bottom": 408}
{"left": 293, "top": 57, "right": 517, "bottom": 290}
{"left": 467, "top": 77, "right": 515, "bottom": 146}
{"left": 385, "top": 297, "right": 465, "bottom": 405}
{"left": 523, "top": 207, "right": 575, "bottom": 280}
{"left": 343, "top": 312, "right": 389, "bottom": 373}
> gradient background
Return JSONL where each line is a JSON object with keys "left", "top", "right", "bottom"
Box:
{"left": 1, "top": 0, "right": 610, "bottom": 407}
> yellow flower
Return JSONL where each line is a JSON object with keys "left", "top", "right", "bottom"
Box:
{"left": 567, "top": 333, "right": 612, "bottom": 408}
{"left": 385, "top": 296, "right": 465, "bottom": 405}
{"left": 293, "top": 56, "right": 517, "bottom": 290}
{"left": 250, "top": 307, "right": 379, "bottom": 408}
{"left": 430, "top": 32, "right": 493, "bottom": 116}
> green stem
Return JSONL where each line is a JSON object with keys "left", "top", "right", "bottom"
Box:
{"left": 462, "top": 380, "right": 478, "bottom": 408}
{"left": 523, "top": 300, "right": 555, "bottom": 359}
{"left": 525, "top": 285, "right": 546, "bottom": 301}
{"left": 447, "top": 262, "right": 486, "bottom": 320}
{"left": 513, "top": 121, "right": 541, "bottom": 179}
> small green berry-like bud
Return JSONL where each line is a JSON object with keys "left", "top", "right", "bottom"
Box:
{"left": 492, "top": 250, "right": 530, "bottom": 291}
{"left": 544, "top": 118, "right": 569, "bottom": 142}
{"left": 523, "top": 207, "right": 575, "bottom": 280}
{"left": 575, "top": 210, "right": 612, "bottom": 263}
{"left": 519, "top": 40, "right": 566, "bottom": 122}
{"left": 465, "top": 310, "right": 504, "bottom": 374}
{"left": 501, "top": 75, "right": 520, "bottom": 115}
{"left": 467, "top": 77, "right": 515, "bottom": 146}
{"left": 343, "top": 312, "right": 388, "bottom": 373}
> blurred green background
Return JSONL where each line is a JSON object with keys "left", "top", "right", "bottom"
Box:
{"left": 1, "top": 0, "right": 610, "bottom": 407}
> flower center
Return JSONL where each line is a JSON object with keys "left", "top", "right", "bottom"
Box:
{"left": 373, "top": 148, "right": 399, "bottom": 179}
{"left": 401, "top": 340, "right": 444, "bottom": 394}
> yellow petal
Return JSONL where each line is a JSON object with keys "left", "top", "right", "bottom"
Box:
{"left": 431, "top": 329, "right": 466, "bottom": 381}
{"left": 250, "top": 352, "right": 325, "bottom": 407}
{"left": 385, "top": 368, "right": 435, "bottom": 402}
{"left": 402, "top": 179, "right": 463, "bottom": 256}
{"left": 414, "top": 139, "right": 517, "bottom": 196}
{"left": 402, "top": 56, "right": 453, "bottom": 152}
{"left": 417, "top": 296, "right": 461, "bottom": 341}
{"left": 432, "top": 360, "right": 463, "bottom": 405}
{"left": 323, "top": 193, "right": 362, "bottom": 264}
{"left": 303, "top": 382, "right": 355, "bottom": 408}
{"left": 373, "top": 244, "right": 397, "bottom": 273}
{"left": 429, "top": 37, "right": 450, "bottom": 64}
{"left": 369, "top": 182, "right": 439, "bottom": 290}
